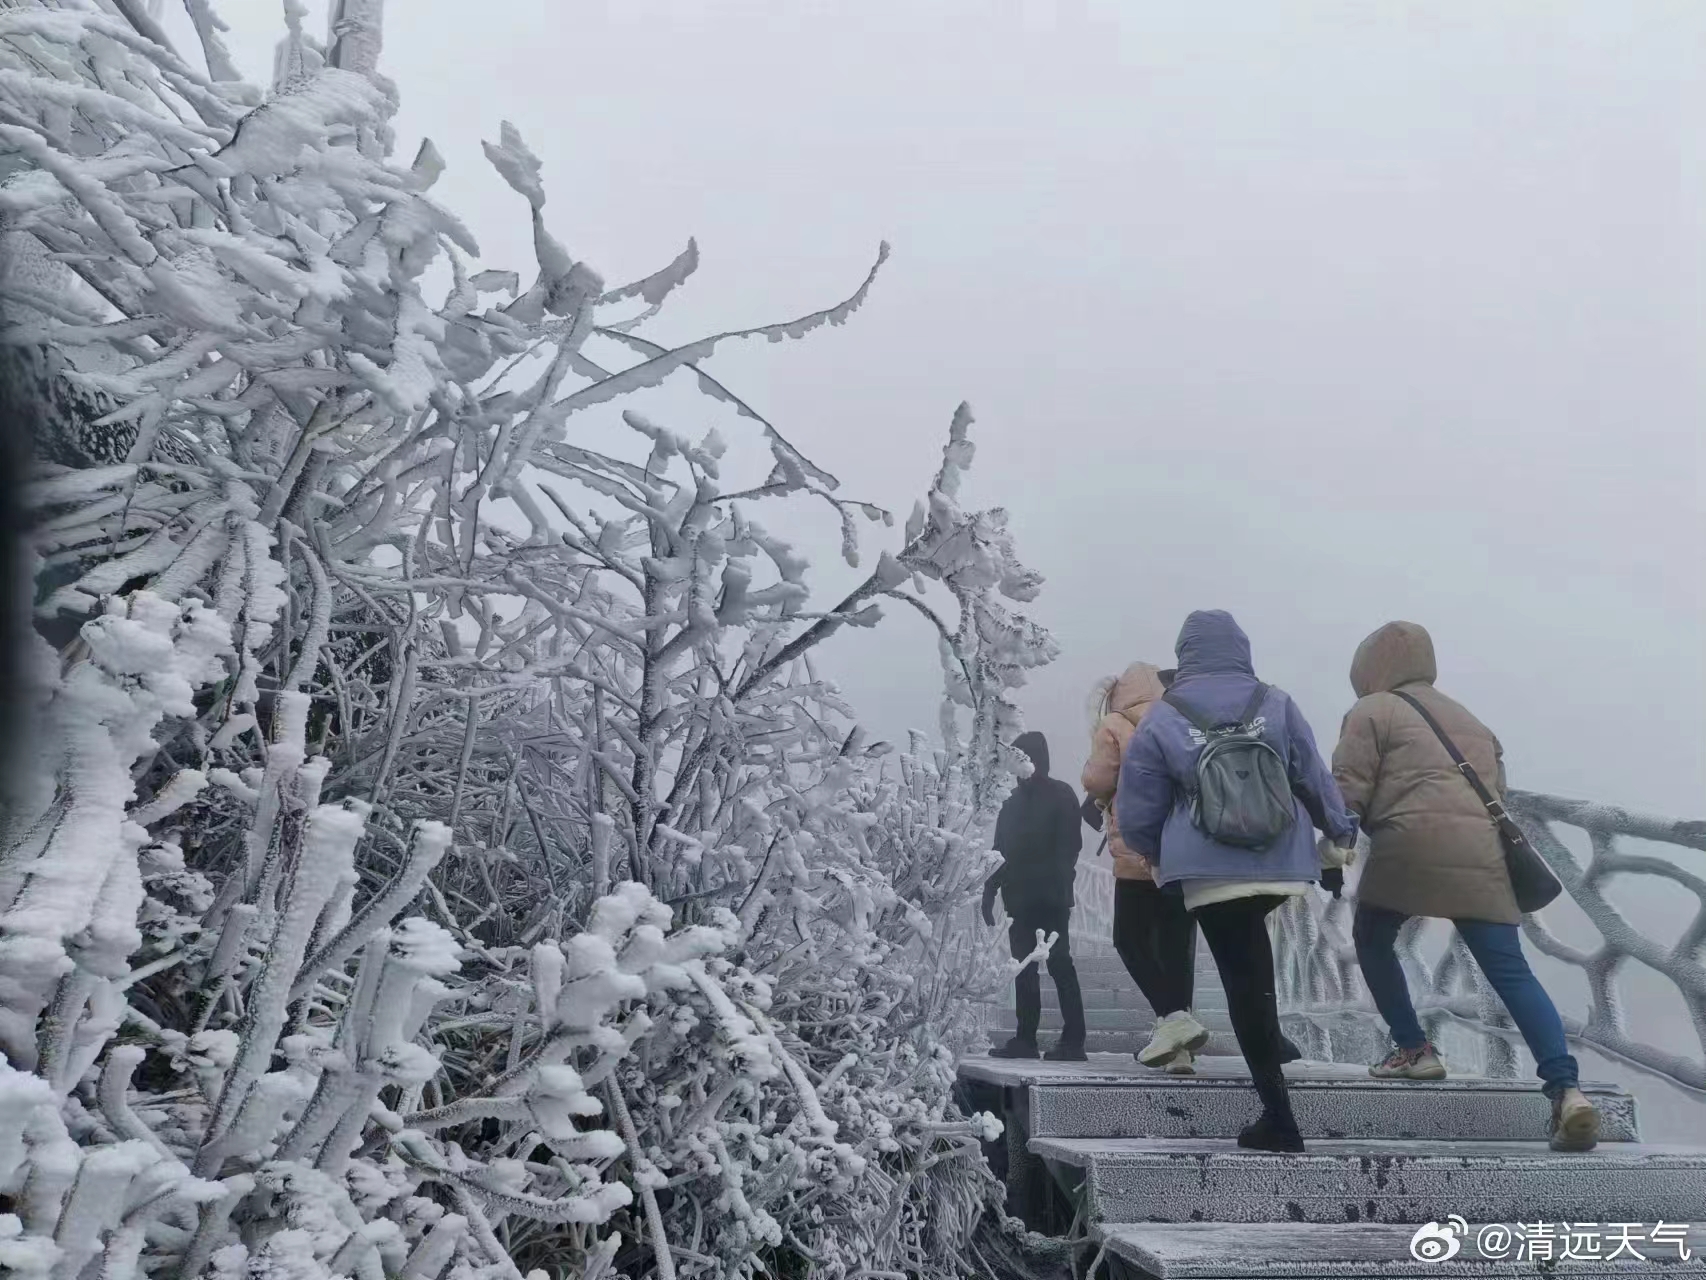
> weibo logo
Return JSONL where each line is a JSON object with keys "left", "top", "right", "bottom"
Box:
{"left": 1409, "top": 1216, "right": 1468, "bottom": 1261}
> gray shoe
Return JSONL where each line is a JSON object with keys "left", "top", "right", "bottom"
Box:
{"left": 1369, "top": 1042, "right": 1446, "bottom": 1080}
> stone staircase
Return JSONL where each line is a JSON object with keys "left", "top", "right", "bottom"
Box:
{"left": 958, "top": 1052, "right": 1706, "bottom": 1276}
{"left": 965, "top": 800, "right": 1706, "bottom": 1274}
{"left": 985, "top": 944, "right": 1241, "bottom": 1055}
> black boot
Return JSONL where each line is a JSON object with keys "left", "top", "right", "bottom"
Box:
{"left": 991, "top": 1036, "right": 1040, "bottom": 1060}
{"left": 1278, "top": 1034, "right": 1303, "bottom": 1064}
{"left": 1238, "top": 1110, "right": 1305, "bottom": 1153}
{"left": 1241, "top": 1070, "right": 1304, "bottom": 1152}
{"left": 1043, "top": 1039, "right": 1087, "bottom": 1062}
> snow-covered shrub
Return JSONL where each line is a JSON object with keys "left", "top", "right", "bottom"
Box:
{"left": 0, "top": 4, "right": 1055, "bottom": 1279}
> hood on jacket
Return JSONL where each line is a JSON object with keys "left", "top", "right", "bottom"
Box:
{"left": 1109, "top": 662, "right": 1166, "bottom": 723}
{"left": 1351, "top": 621, "right": 1438, "bottom": 698}
{"left": 1013, "top": 730, "right": 1050, "bottom": 779}
{"left": 1174, "top": 610, "right": 1255, "bottom": 679}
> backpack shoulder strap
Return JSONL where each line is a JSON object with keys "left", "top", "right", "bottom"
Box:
{"left": 1161, "top": 689, "right": 1216, "bottom": 735}
{"left": 1237, "top": 682, "right": 1270, "bottom": 728}
{"left": 1164, "top": 683, "right": 1272, "bottom": 735}
{"left": 1392, "top": 691, "right": 1500, "bottom": 813}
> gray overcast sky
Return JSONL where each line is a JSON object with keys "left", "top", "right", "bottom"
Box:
{"left": 202, "top": 1, "right": 1703, "bottom": 817}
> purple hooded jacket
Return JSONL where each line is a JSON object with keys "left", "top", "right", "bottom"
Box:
{"left": 1114, "top": 610, "right": 1357, "bottom": 890}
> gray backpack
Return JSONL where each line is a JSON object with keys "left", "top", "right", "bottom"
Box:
{"left": 1164, "top": 683, "right": 1295, "bottom": 851}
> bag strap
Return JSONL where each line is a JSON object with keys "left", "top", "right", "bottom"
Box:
{"left": 1161, "top": 689, "right": 1215, "bottom": 735}
{"left": 1237, "top": 682, "right": 1270, "bottom": 729}
{"left": 1163, "top": 682, "right": 1270, "bottom": 735}
{"left": 1392, "top": 691, "right": 1508, "bottom": 823}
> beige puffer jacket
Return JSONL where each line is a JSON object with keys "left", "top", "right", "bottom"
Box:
{"left": 1081, "top": 662, "right": 1167, "bottom": 881}
{"left": 1332, "top": 622, "right": 1520, "bottom": 925}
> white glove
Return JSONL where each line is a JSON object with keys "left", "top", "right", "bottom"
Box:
{"left": 1317, "top": 835, "right": 1357, "bottom": 870}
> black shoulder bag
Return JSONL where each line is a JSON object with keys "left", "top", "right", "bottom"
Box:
{"left": 1392, "top": 692, "right": 1562, "bottom": 914}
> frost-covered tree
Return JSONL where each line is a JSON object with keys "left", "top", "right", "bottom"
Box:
{"left": 0, "top": 4, "right": 1057, "bottom": 1278}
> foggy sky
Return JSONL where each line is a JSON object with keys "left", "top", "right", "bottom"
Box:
{"left": 199, "top": 1, "right": 1704, "bottom": 816}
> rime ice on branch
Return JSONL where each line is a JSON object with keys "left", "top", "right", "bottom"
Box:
{"left": 0, "top": 3, "right": 1049, "bottom": 1278}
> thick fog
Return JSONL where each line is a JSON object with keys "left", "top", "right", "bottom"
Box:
{"left": 204, "top": 0, "right": 1702, "bottom": 816}
{"left": 199, "top": 0, "right": 1703, "bottom": 1118}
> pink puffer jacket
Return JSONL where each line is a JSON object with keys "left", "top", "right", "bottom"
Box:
{"left": 1081, "top": 662, "right": 1166, "bottom": 880}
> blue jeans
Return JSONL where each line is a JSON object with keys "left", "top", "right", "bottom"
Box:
{"left": 1353, "top": 902, "right": 1579, "bottom": 1097}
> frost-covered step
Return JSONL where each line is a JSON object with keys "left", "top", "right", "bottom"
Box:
{"left": 991, "top": 1008, "right": 1154, "bottom": 1032}
{"left": 1067, "top": 954, "right": 1225, "bottom": 983}
{"left": 1027, "top": 1076, "right": 1640, "bottom": 1142}
{"left": 1080, "top": 1032, "right": 1244, "bottom": 1056}
{"left": 1030, "top": 986, "right": 1231, "bottom": 1013}
{"left": 1093, "top": 1222, "right": 1706, "bottom": 1277}
{"left": 1033, "top": 1137, "right": 1706, "bottom": 1225}
{"left": 978, "top": 990, "right": 1150, "bottom": 1013}
{"left": 1020, "top": 986, "right": 1212, "bottom": 1012}
{"left": 1053, "top": 1030, "right": 1243, "bottom": 1056}
{"left": 1033, "top": 1075, "right": 1639, "bottom": 1143}
{"left": 978, "top": 1032, "right": 1245, "bottom": 1056}
{"left": 958, "top": 1056, "right": 1638, "bottom": 1142}
{"left": 993, "top": 1008, "right": 1236, "bottom": 1035}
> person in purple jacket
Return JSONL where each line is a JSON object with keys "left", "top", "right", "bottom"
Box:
{"left": 1116, "top": 610, "right": 1358, "bottom": 1152}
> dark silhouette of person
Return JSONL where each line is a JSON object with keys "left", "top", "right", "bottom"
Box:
{"left": 982, "top": 731, "right": 1087, "bottom": 1060}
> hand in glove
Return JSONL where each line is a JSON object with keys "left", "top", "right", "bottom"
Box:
{"left": 1321, "top": 867, "right": 1345, "bottom": 899}
{"left": 1317, "top": 835, "right": 1357, "bottom": 870}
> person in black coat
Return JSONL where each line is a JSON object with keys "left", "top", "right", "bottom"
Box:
{"left": 982, "top": 731, "right": 1087, "bottom": 1060}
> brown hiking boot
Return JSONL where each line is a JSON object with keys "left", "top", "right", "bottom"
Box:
{"left": 1549, "top": 1087, "right": 1601, "bottom": 1151}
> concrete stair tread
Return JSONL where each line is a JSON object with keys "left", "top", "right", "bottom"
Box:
{"left": 960, "top": 1054, "right": 1628, "bottom": 1093}
{"left": 982, "top": 1056, "right": 1639, "bottom": 1143}
{"left": 991, "top": 1011, "right": 1235, "bottom": 1033}
{"left": 1094, "top": 1222, "right": 1706, "bottom": 1277}
{"left": 1036, "top": 1136, "right": 1700, "bottom": 1165}
{"left": 1038, "top": 1136, "right": 1706, "bottom": 1225}
{"left": 988, "top": 995, "right": 1228, "bottom": 1012}
{"left": 995, "top": 1033, "right": 1246, "bottom": 1056}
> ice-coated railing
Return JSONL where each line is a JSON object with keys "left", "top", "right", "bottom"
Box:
{"left": 1273, "top": 790, "right": 1706, "bottom": 1099}
{"left": 979, "top": 855, "right": 1119, "bottom": 976}
{"left": 1072, "top": 855, "right": 1118, "bottom": 951}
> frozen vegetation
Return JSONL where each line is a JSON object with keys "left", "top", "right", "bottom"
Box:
{"left": 0, "top": 3, "right": 1058, "bottom": 1277}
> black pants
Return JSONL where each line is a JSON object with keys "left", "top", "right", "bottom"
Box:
{"left": 1112, "top": 879, "right": 1196, "bottom": 1018}
{"left": 1194, "top": 895, "right": 1293, "bottom": 1121}
{"left": 1008, "top": 906, "right": 1086, "bottom": 1046}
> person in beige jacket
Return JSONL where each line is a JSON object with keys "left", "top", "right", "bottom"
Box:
{"left": 1083, "top": 662, "right": 1209, "bottom": 1072}
{"left": 1333, "top": 621, "right": 1599, "bottom": 1152}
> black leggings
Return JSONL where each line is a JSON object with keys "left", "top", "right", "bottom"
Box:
{"left": 1194, "top": 894, "right": 1293, "bottom": 1120}
{"left": 1113, "top": 879, "right": 1196, "bottom": 1018}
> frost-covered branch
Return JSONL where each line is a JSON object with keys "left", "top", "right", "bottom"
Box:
{"left": 1, "top": 4, "right": 1034, "bottom": 1277}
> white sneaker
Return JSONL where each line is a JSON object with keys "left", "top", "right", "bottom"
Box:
{"left": 1137, "top": 1010, "right": 1211, "bottom": 1067}
{"left": 1164, "top": 1048, "right": 1197, "bottom": 1075}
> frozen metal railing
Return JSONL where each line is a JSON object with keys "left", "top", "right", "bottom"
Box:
{"left": 1273, "top": 791, "right": 1706, "bottom": 1099}
{"left": 1072, "top": 856, "right": 1117, "bottom": 950}
{"left": 978, "top": 855, "right": 1118, "bottom": 981}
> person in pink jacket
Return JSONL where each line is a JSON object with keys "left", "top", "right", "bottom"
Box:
{"left": 1083, "top": 663, "right": 1210, "bottom": 1072}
